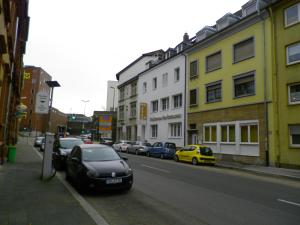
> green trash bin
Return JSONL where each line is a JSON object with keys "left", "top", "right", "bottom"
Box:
{"left": 8, "top": 145, "right": 16, "bottom": 163}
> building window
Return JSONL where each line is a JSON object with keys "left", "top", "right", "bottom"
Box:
{"left": 240, "top": 124, "right": 258, "bottom": 144}
{"left": 204, "top": 125, "right": 217, "bottom": 143}
{"left": 119, "top": 87, "right": 125, "bottom": 100}
{"left": 289, "top": 125, "right": 300, "bottom": 147}
{"left": 162, "top": 73, "right": 168, "bottom": 87}
{"left": 287, "top": 42, "right": 300, "bottom": 65}
{"left": 234, "top": 72, "right": 255, "bottom": 98}
{"left": 173, "top": 94, "right": 182, "bottom": 108}
{"left": 288, "top": 83, "right": 300, "bottom": 104}
{"left": 190, "top": 60, "right": 198, "bottom": 78}
{"left": 130, "top": 102, "right": 136, "bottom": 118}
{"left": 170, "top": 123, "right": 182, "bottom": 137}
{"left": 151, "top": 125, "right": 158, "bottom": 138}
{"left": 152, "top": 77, "right": 157, "bottom": 90}
{"left": 131, "top": 82, "right": 137, "bottom": 96}
{"left": 189, "top": 89, "right": 198, "bottom": 106}
{"left": 151, "top": 100, "right": 158, "bottom": 113}
{"left": 233, "top": 37, "right": 254, "bottom": 63}
{"left": 143, "top": 82, "right": 147, "bottom": 93}
{"left": 221, "top": 125, "right": 235, "bottom": 143}
{"left": 206, "top": 51, "right": 222, "bottom": 73}
{"left": 161, "top": 97, "right": 169, "bottom": 111}
{"left": 285, "top": 3, "right": 300, "bottom": 27}
{"left": 119, "top": 106, "right": 124, "bottom": 120}
{"left": 126, "top": 126, "right": 131, "bottom": 140}
{"left": 174, "top": 67, "right": 180, "bottom": 82}
{"left": 206, "top": 81, "right": 222, "bottom": 103}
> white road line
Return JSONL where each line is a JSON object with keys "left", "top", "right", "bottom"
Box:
{"left": 277, "top": 199, "right": 300, "bottom": 207}
{"left": 32, "top": 146, "right": 110, "bottom": 225}
{"left": 141, "top": 164, "right": 170, "bottom": 173}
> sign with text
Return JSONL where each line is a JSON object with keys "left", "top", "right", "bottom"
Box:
{"left": 35, "top": 91, "right": 50, "bottom": 114}
{"left": 98, "top": 115, "right": 112, "bottom": 134}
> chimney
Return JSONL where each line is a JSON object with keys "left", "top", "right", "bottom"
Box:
{"left": 183, "top": 33, "right": 189, "bottom": 43}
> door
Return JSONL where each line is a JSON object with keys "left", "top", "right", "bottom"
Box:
{"left": 186, "top": 146, "right": 196, "bottom": 162}
{"left": 179, "top": 147, "right": 188, "bottom": 161}
{"left": 68, "top": 147, "right": 81, "bottom": 179}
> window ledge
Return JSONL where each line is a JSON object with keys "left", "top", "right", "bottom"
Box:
{"left": 203, "top": 142, "right": 217, "bottom": 144}
{"left": 220, "top": 142, "right": 236, "bottom": 145}
{"left": 206, "top": 99, "right": 222, "bottom": 104}
{"left": 233, "top": 55, "right": 255, "bottom": 64}
{"left": 289, "top": 145, "right": 300, "bottom": 149}
{"left": 234, "top": 93, "right": 255, "bottom": 99}
{"left": 287, "top": 60, "right": 300, "bottom": 66}
{"left": 190, "top": 75, "right": 199, "bottom": 80}
{"left": 240, "top": 142, "right": 259, "bottom": 145}
{"left": 205, "top": 67, "right": 222, "bottom": 74}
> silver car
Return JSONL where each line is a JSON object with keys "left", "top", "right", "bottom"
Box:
{"left": 127, "top": 141, "right": 152, "bottom": 155}
{"left": 112, "top": 140, "right": 132, "bottom": 152}
{"left": 34, "top": 136, "right": 45, "bottom": 147}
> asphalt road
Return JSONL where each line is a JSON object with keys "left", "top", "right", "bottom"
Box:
{"left": 83, "top": 153, "right": 300, "bottom": 225}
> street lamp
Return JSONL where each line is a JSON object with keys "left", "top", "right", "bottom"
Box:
{"left": 46, "top": 81, "right": 61, "bottom": 132}
{"left": 81, "top": 99, "right": 89, "bottom": 116}
{"left": 110, "top": 86, "right": 116, "bottom": 111}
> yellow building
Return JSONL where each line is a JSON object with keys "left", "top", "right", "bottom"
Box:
{"left": 186, "top": 1, "right": 274, "bottom": 165}
{"left": 267, "top": 0, "right": 300, "bottom": 168}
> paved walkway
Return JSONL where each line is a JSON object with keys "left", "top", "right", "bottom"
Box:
{"left": 0, "top": 137, "right": 97, "bottom": 225}
{"left": 216, "top": 160, "right": 300, "bottom": 181}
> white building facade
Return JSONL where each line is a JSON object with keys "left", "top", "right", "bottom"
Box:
{"left": 116, "top": 50, "right": 164, "bottom": 141}
{"left": 137, "top": 54, "right": 186, "bottom": 147}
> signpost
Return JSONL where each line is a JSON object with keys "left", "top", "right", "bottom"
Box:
{"left": 35, "top": 91, "right": 50, "bottom": 114}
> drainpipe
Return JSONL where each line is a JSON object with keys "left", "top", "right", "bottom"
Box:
{"left": 183, "top": 53, "right": 187, "bottom": 146}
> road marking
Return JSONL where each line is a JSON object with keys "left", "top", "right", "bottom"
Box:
{"left": 277, "top": 199, "right": 300, "bottom": 207}
{"left": 141, "top": 164, "right": 170, "bottom": 173}
{"left": 32, "top": 146, "right": 110, "bottom": 225}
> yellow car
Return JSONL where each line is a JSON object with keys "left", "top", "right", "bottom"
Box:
{"left": 174, "top": 145, "right": 216, "bottom": 165}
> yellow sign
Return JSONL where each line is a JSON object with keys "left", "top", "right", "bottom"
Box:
{"left": 23, "top": 72, "right": 31, "bottom": 80}
{"left": 140, "top": 103, "right": 147, "bottom": 120}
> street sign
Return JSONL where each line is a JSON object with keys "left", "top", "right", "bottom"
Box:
{"left": 35, "top": 91, "right": 50, "bottom": 114}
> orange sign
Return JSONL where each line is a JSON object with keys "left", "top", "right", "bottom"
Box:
{"left": 140, "top": 103, "right": 147, "bottom": 120}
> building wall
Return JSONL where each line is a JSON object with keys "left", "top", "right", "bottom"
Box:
{"left": 138, "top": 55, "right": 186, "bottom": 147}
{"left": 270, "top": 0, "right": 300, "bottom": 168}
{"left": 20, "top": 66, "right": 51, "bottom": 133}
{"left": 106, "top": 80, "right": 118, "bottom": 111}
{"left": 49, "top": 107, "right": 67, "bottom": 134}
{"left": 187, "top": 11, "right": 273, "bottom": 164}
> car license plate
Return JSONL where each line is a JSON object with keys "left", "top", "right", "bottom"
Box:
{"left": 106, "top": 178, "right": 122, "bottom": 184}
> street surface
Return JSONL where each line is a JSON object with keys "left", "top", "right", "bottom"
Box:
{"left": 78, "top": 153, "right": 300, "bottom": 225}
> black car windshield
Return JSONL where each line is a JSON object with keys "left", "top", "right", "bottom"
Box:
{"left": 60, "top": 139, "right": 83, "bottom": 149}
{"left": 82, "top": 147, "right": 121, "bottom": 161}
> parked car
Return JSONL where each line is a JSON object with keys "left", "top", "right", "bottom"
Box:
{"left": 147, "top": 142, "right": 176, "bottom": 159}
{"left": 65, "top": 144, "right": 133, "bottom": 192}
{"left": 112, "top": 140, "right": 132, "bottom": 152}
{"left": 82, "top": 138, "right": 93, "bottom": 144}
{"left": 34, "top": 136, "right": 45, "bottom": 147}
{"left": 52, "top": 137, "right": 84, "bottom": 170}
{"left": 40, "top": 138, "right": 46, "bottom": 152}
{"left": 127, "top": 141, "right": 152, "bottom": 155}
{"left": 174, "top": 144, "right": 216, "bottom": 165}
{"left": 100, "top": 138, "right": 113, "bottom": 146}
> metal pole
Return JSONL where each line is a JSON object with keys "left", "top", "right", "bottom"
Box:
{"left": 47, "top": 87, "right": 54, "bottom": 132}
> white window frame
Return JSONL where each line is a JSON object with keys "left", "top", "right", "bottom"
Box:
{"left": 286, "top": 42, "right": 300, "bottom": 65}
{"left": 173, "top": 94, "right": 182, "bottom": 109}
{"left": 151, "top": 100, "right": 158, "bottom": 113}
{"left": 285, "top": 3, "right": 300, "bottom": 27}
{"left": 169, "top": 123, "right": 182, "bottom": 138}
{"left": 161, "top": 97, "right": 169, "bottom": 111}
{"left": 143, "top": 82, "right": 147, "bottom": 93}
{"left": 152, "top": 77, "right": 157, "bottom": 90}
{"left": 240, "top": 123, "right": 259, "bottom": 144}
{"left": 220, "top": 124, "right": 236, "bottom": 144}
{"left": 162, "top": 73, "right": 168, "bottom": 87}
{"left": 288, "top": 83, "right": 300, "bottom": 105}
{"left": 203, "top": 125, "right": 217, "bottom": 143}
{"left": 174, "top": 67, "right": 180, "bottom": 82}
{"left": 151, "top": 124, "right": 158, "bottom": 138}
{"left": 289, "top": 125, "right": 300, "bottom": 147}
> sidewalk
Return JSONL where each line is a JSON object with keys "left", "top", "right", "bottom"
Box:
{"left": 0, "top": 137, "right": 97, "bottom": 225}
{"left": 216, "top": 160, "right": 300, "bottom": 181}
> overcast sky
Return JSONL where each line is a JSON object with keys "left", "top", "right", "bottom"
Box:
{"left": 24, "top": 0, "right": 247, "bottom": 116}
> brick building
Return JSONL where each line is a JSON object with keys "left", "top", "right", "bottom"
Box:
{"left": 19, "top": 66, "right": 51, "bottom": 134}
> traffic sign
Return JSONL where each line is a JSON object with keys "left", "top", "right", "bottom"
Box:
{"left": 35, "top": 91, "right": 50, "bottom": 114}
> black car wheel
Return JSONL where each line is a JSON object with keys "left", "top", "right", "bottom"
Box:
{"left": 192, "top": 157, "right": 198, "bottom": 165}
{"left": 119, "top": 147, "right": 122, "bottom": 152}
{"left": 174, "top": 155, "right": 179, "bottom": 162}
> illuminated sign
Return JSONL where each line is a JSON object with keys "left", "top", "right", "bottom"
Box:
{"left": 24, "top": 72, "right": 31, "bottom": 80}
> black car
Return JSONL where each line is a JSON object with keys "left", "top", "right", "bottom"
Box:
{"left": 53, "top": 137, "right": 84, "bottom": 170}
{"left": 65, "top": 144, "right": 133, "bottom": 193}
